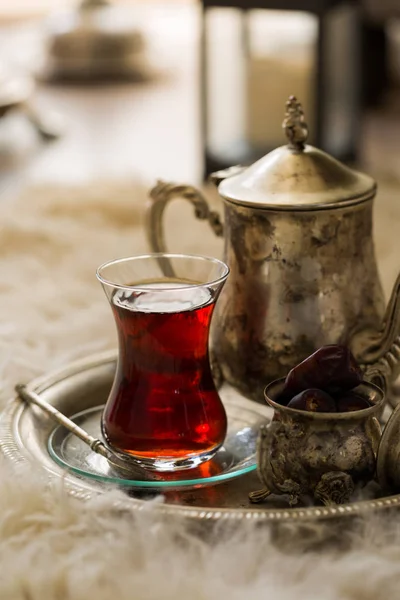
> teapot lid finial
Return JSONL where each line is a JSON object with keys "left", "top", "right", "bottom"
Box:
{"left": 282, "top": 96, "right": 308, "bottom": 150}
{"left": 283, "top": 96, "right": 308, "bottom": 151}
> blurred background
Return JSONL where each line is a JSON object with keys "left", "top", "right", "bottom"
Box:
{"left": 0, "top": 0, "right": 400, "bottom": 198}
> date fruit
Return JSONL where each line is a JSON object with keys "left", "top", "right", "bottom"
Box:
{"left": 284, "top": 345, "right": 362, "bottom": 397}
{"left": 336, "top": 393, "right": 370, "bottom": 412}
{"left": 287, "top": 389, "right": 337, "bottom": 413}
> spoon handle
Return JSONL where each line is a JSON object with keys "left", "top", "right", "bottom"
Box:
{"left": 14, "top": 384, "right": 157, "bottom": 481}
{"left": 15, "top": 384, "right": 107, "bottom": 453}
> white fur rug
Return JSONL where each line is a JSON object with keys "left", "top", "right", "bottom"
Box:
{"left": 1, "top": 178, "right": 400, "bottom": 599}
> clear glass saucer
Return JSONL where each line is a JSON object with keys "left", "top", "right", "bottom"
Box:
{"left": 47, "top": 396, "right": 271, "bottom": 491}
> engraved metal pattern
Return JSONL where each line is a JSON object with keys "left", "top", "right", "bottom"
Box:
{"left": 282, "top": 95, "right": 308, "bottom": 151}
{"left": 2, "top": 352, "right": 400, "bottom": 523}
{"left": 212, "top": 201, "right": 386, "bottom": 401}
{"left": 251, "top": 379, "right": 384, "bottom": 506}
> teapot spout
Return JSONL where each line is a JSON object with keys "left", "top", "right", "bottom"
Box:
{"left": 351, "top": 272, "right": 400, "bottom": 388}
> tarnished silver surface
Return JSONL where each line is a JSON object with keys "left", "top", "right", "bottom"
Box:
{"left": 250, "top": 379, "right": 384, "bottom": 507}
{"left": 212, "top": 201, "right": 387, "bottom": 401}
{"left": 146, "top": 97, "right": 400, "bottom": 402}
{"left": 217, "top": 95, "right": 376, "bottom": 209}
{"left": 2, "top": 351, "right": 400, "bottom": 523}
{"left": 282, "top": 95, "right": 308, "bottom": 151}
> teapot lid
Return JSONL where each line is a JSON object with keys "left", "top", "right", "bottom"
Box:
{"left": 218, "top": 97, "right": 376, "bottom": 210}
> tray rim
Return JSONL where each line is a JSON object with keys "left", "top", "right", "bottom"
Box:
{"left": 1, "top": 350, "right": 400, "bottom": 522}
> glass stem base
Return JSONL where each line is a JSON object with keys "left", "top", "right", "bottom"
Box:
{"left": 105, "top": 443, "right": 222, "bottom": 472}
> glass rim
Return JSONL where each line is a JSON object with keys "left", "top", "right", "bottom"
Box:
{"left": 96, "top": 253, "right": 230, "bottom": 292}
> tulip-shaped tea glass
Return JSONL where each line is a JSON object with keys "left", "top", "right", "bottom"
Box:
{"left": 97, "top": 253, "right": 229, "bottom": 472}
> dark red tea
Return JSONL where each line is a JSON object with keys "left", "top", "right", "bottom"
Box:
{"left": 102, "top": 281, "right": 227, "bottom": 468}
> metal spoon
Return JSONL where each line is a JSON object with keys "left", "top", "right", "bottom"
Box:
{"left": 15, "top": 384, "right": 160, "bottom": 482}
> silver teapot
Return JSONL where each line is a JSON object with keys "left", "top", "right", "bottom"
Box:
{"left": 146, "top": 97, "right": 400, "bottom": 402}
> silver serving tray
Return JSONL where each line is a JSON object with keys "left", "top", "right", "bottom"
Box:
{"left": 1, "top": 351, "right": 400, "bottom": 523}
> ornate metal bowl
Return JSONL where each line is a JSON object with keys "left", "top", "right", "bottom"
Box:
{"left": 250, "top": 379, "right": 384, "bottom": 506}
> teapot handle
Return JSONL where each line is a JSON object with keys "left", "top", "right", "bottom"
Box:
{"left": 146, "top": 181, "right": 224, "bottom": 266}
{"left": 352, "top": 272, "right": 400, "bottom": 393}
{"left": 146, "top": 168, "right": 246, "bottom": 260}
